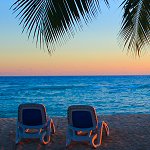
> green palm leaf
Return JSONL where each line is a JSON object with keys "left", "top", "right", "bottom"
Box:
{"left": 11, "top": 0, "right": 109, "bottom": 52}
{"left": 120, "top": 0, "right": 150, "bottom": 56}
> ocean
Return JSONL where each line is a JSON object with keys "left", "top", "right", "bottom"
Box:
{"left": 0, "top": 76, "right": 150, "bottom": 118}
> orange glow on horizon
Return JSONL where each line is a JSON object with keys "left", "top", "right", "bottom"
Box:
{"left": 0, "top": 48, "right": 149, "bottom": 76}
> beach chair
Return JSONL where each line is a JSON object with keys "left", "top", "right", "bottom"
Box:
{"left": 66, "top": 105, "right": 109, "bottom": 148}
{"left": 16, "top": 103, "right": 55, "bottom": 145}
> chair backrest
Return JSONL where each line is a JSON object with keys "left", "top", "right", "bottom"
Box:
{"left": 67, "top": 105, "right": 98, "bottom": 128}
{"left": 18, "top": 103, "right": 47, "bottom": 126}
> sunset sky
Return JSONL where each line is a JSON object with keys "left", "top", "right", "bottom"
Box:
{"left": 0, "top": 0, "right": 149, "bottom": 76}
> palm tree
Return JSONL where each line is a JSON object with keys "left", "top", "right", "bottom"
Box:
{"left": 11, "top": 0, "right": 149, "bottom": 56}
{"left": 119, "top": 0, "right": 150, "bottom": 56}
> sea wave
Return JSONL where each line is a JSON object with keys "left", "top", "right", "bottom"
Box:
{"left": 29, "top": 85, "right": 88, "bottom": 91}
{"left": 136, "top": 84, "right": 150, "bottom": 90}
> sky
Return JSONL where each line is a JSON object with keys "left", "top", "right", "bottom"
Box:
{"left": 0, "top": 0, "right": 149, "bottom": 76}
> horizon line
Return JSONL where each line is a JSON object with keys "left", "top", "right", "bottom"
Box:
{"left": 0, "top": 74, "right": 150, "bottom": 77}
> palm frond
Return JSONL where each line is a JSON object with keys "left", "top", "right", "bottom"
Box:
{"left": 11, "top": 0, "right": 109, "bottom": 52}
{"left": 119, "top": 0, "right": 150, "bottom": 56}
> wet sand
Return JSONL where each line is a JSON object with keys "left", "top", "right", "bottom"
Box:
{"left": 0, "top": 114, "right": 150, "bottom": 150}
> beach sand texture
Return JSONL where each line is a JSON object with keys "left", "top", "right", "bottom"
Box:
{"left": 0, "top": 114, "right": 150, "bottom": 150}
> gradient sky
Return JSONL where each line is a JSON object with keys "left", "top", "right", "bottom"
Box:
{"left": 0, "top": 0, "right": 149, "bottom": 76}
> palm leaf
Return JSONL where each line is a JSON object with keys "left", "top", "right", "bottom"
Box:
{"left": 11, "top": 0, "right": 109, "bottom": 52}
{"left": 119, "top": 0, "right": 150, "bottom": 56}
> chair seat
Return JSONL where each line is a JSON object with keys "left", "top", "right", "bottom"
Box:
{"left": 25, "top": 129, "right": 41, "bottom": 134}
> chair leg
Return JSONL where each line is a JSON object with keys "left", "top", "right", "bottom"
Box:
{"left": 95, "top": 121, "right": 105, "bottom": 147}
{"left": 41, "top": 118, "right": 55, "bottom": 145}
{"left": 100, "top": 123, "right": 103, "bottom": 145}
{"left": 103, "top": 122, "right": 109, "bottom": 136}
{"left": 96, "top": 121, "right": 109, "bottom": 146}
{"left": 66, "top": 128, "right": 71, "bottom": 147}
{"left": 16, "top": 132, "right": 20, "bottom": 144}
{"left": 91, "top": 134, "right": 98, "bottom": 149}
{"left": 41, "top": 131, "right": 50, "bottom": 145}
{"left": 50, "top": 119, "right": 55, "bottom": 134}
{"left": 66, "top": 138, "right": 71, "bottom": 147}
{"left": 98, "top": 121, "right": 109, "bottom": 145}
{"left": 16, "top": 124, "right": 20, "bottom": 144}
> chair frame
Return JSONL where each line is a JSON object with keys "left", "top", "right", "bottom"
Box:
{"left": 66, "top": 105, "right": 109, "bottom": 148}
{"left": 16, "top": 103, "right": 55, "bottom": 145}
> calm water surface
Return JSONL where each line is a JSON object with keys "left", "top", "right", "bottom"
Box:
{"left": 0, "top": 76, "right": 150, "bottom": 118}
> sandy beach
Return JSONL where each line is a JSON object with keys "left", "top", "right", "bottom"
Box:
{"left": 0, "top": 114, "right": 150, "bottom": 150}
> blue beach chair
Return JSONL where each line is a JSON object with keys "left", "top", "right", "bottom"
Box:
{"left": 66, "top": 105, "right": 109, "bottom": 148}
{"left": 16, "top": 103, "right": 55, "bottom": 144}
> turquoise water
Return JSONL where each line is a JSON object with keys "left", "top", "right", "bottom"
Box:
{"left": 0, "top": 76, "right": 150, "bottom": 118}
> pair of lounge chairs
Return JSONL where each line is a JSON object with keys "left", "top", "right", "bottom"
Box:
{"left": 16, "top": 104, "right": 109, "bottom": 148}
